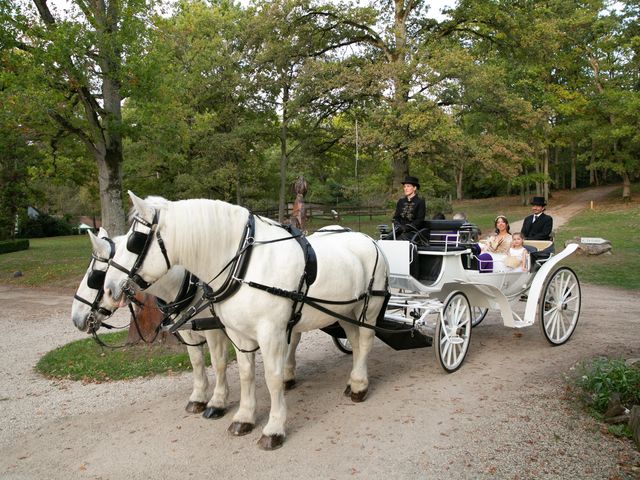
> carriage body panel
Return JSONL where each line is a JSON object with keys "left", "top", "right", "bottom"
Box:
{"left": 377, "top": 235, "right": 579, "bottom": 329}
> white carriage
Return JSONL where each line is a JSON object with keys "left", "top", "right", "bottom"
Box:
{"left": 331, "top": 219, "right": 581, "bottom": 373}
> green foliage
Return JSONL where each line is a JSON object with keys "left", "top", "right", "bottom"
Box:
{"left": 2, "top": 0, "right": 640, "bottom": 229}
{"left": 0, "top": 238, "right": 29, "bottom": 254}
{"left": 36, "top": 330, "right": 208, "bottom": 382}
{"left": 425, "top": 197, "right": 453, "bottom": 219}
{"left": 574, "top": 357, "right": 640, "bottom": 418}
{"left": 20, "top": 213, "right": 73, "bottom": 238}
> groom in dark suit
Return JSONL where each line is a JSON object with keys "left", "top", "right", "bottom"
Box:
{"left": 522, "top": 196, "right": 553, "bottom": 241}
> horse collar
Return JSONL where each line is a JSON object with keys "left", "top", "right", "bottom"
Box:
{"left": 204, "top": 213, "right": 256, "bottom": 303}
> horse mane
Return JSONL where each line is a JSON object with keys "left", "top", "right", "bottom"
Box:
{"left": 161, "top": 198, "right": 249, "bottom": 273}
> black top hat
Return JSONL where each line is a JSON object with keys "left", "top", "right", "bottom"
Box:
{"left": 401, "top": 176, "right": 420, "bottom": 189}
{"left": 530, "top": 196, "right": 547, "bottom": 206}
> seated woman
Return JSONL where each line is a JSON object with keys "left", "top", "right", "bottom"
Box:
{"left": 478, "top": 215, "right": 512, "bottom": 272}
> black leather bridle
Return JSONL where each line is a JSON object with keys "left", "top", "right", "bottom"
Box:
{"left": 73, "top": 237, "right": 117, "bottom": 332}
{"left": 108, "top": 210, "right": 172, "bottom": 296}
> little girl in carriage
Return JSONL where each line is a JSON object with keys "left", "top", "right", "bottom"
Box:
{"left": 505, "top": 232, "right": 529, "bottom": 272}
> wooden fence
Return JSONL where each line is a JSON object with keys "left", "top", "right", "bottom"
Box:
{"left": 253, "top": 204, "right": 390, "bottom": 221}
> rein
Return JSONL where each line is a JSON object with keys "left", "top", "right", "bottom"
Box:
{"left": 108, "top": 211, "right": 171, "bottom": 291}
{"left": 114, "top": 205, "right": 405, "bottom": 345}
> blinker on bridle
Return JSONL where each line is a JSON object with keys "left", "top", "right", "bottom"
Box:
{"left": 73, "top": 237, "right": 117, "bottom": 330}
{"left": 109, "top": 209, "right": 172, "bottom": 293}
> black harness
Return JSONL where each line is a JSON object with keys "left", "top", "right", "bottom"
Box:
{"left": 116, "top": 209, "right": 390, "bottom": 349}
{"left": 109, "top": 211, "right": 172, "bottom": 293}
{"left": 73, "top": 237, "right": 117, "bottom": 332}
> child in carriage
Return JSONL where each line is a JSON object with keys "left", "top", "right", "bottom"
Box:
{"left": 505, "top": 232, "right": 529, "bottom": 272}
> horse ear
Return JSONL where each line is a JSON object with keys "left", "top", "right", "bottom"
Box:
{"left": 98, "top": 227, "right": 109, "bottom": 238}
{"left": 128, "top": 191, "right": 154, "bottom": 222}
{"left": 89, "top": 230, "right": 111, "bottom": 258}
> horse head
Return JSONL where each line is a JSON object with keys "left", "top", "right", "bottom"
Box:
{"left": 71, "top": 227, "right": 117, "bottom": 332}
{"left": 103, "top": 191, "right": 172, "bottom": 308}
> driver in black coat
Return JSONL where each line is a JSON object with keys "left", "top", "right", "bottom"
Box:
{"left": 392, "top": 176, "right": 426, "bottom": 240}
{"left": 522, "top": 196, "right": 553, "bottom": 241}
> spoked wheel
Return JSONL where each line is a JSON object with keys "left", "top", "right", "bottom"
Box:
{"left": 539, "top": 267, "right": 581, "bottom": 345}
{"left": 435, "top": 291, "right": 472, "bottom": 373}
{"left": 332, "top": 336, "right": 353, "bottom": 355}
{"left": 471, "top": 306, "right": 489, "bottom": 328}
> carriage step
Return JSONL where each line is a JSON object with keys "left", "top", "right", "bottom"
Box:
{"left": 374, "top": 318, "right": 432, "bottom": 350}
{"left": 511, "top": 319, "right": 534, "bottom": 329}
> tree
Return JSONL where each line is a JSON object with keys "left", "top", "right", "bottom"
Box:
{"left": 1, "top": 0, "right": 156, "bottom": 234}
{"left": 122, "top": 0, "right": 276, "bottom": 206}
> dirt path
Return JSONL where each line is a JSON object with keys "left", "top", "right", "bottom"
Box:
{"left": 510, "top": 185, "right": 619, "bottom": 233}
{"left": 2, "top": 290, "right": 639, "bottom": 478}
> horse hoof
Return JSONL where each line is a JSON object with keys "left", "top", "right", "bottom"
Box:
{"left": 185, "top": 401, "right": 207, "bottom": 414}
{"left": 351, "top": 388, "right": 368, "bottom": 403}
{"left": 258, "top": 434, "right": 285, "bottom": 450}
{"left": 284, "top": 379, "right": 296, "bottom": 390}
{"left": 228, "top": 422, "right": 254, "bottom": 436}
{"left": 343, "top": 385, "right": 352, "bottom": 397}
{"left": 202, "top": 407, "right": 226, "bottom": 419}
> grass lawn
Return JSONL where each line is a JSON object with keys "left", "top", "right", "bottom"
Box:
{"left": 35, "top": 330, "right": 218, "bottom": 381}
{"left": 0, "top": 235, "right": 91, "bottom": 291}
{"left": 554, "top": 188, "right": 640, "bottom": 290}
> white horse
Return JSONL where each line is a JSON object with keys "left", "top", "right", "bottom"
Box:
{"left": 103, "top": 192, "right": 389, "bottom": 450}
{"left": 71, "top": 228, "right": 232, "bottom": 418}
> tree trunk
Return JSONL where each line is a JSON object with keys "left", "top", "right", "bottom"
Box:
{"left": 278, "top": 82, "right": 290, "bottom": 223}
{"left": 95, "top": 152, "right": 127, "bottom": 235}
{"left": 570, "top": 142, "right": 577, "bottom": 190}
{"left": 455, "top": 164, "right": 464, "bottom": 200}
{"left": 390, "top": 0, "right": 410, "bottom": 190}
{"left": 543, "top": 147, "right": 549, "bottom": 202}
{"left": 622, "top": 172, "right": 631, "bottom": 201}
{"left": 535, "top": 156, "right": 541, "bottom": 196}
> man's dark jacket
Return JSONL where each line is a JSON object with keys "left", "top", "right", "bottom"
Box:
{"left": 522, "top": 212, "right": 553, "bottom": 240}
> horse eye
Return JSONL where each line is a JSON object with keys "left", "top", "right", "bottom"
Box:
{"left": 127, "top": 231, "right": 149, "bottom": 254}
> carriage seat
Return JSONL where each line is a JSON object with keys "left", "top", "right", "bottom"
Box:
{"left": 411, "top": 220, "right": 479, "bottom": 249}
{"left": 523, "top": 240, "right": 553, "bottom": 252}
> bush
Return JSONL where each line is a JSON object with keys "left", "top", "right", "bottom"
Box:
{"left": 575, "top": 357, "right": 640, "bottom": 413}
{"left": 19, "top": 213, "right": 73, "bottom": 238}
{"left": 0, "top": 238, "right": 29, "bottom": 254}
{"left": 426, "top": 197, "right": 453, "bottom": 218}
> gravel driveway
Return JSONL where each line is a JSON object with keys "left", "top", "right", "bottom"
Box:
{"left": 1, "top": 281, "right": 639, "bottom": 479}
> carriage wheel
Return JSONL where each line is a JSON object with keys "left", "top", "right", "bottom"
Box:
{"left": 332, "top": 336, "right": 353, "bottom": 355}
{"left": 471, "top": 306, "right": 489, "bottom": 328}
{"left": 435, "top": 291, "right": 472, "bottom": 373}
{"left": 539, "top": 267, "right": 581, "bottom": 346}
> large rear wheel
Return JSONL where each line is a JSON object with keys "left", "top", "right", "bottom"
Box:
{"left": 539, "top": 267, "right": 581, "bottom": 345}
{"left": 435, "top": 291, "right": 472, "bottom": 373}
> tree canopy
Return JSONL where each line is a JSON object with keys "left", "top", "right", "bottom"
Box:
{"left": 1, "top": 0, "right": 637, "bottom": 238}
